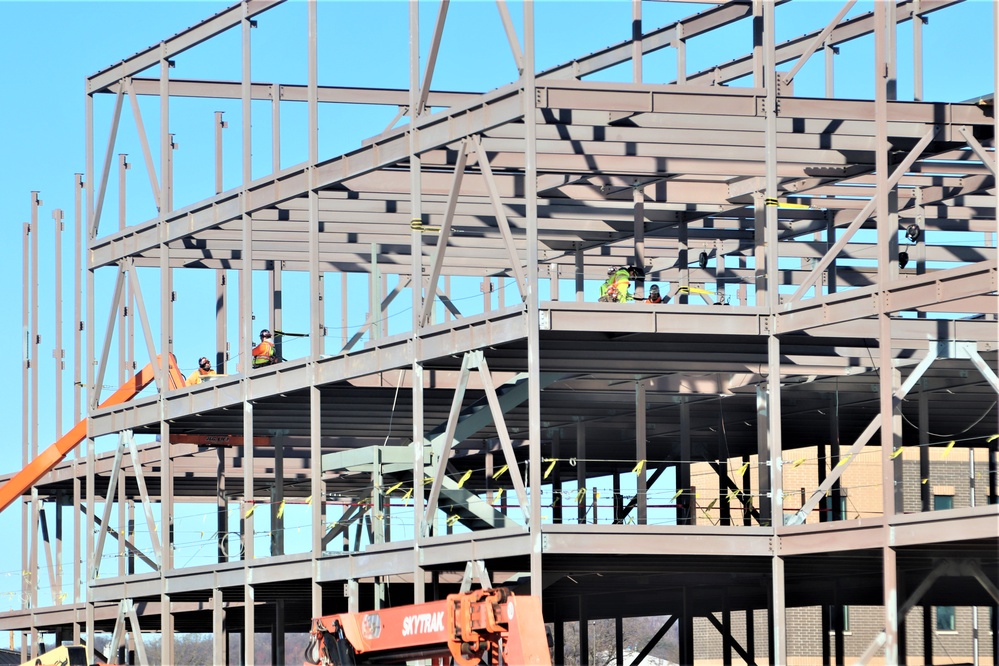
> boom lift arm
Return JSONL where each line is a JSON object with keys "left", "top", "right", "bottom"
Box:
{"left": 305, "top": 587, "right": 551, "bottom": 666}
{"left": 0, "top": 355, "right": 185, "bottom": 514}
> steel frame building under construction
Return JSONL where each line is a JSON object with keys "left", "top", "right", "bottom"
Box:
{"left": 6, "top": 0, "right": 999, "bottom": 664}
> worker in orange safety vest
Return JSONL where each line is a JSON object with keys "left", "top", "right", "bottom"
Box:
{"left": 252, "top": 329, "right": 276, "bottom": 367}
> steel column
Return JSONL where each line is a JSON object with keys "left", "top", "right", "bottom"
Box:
{"left": 409, "top": 0, "right": 426, "bottom": 607}
{"left": 636, "top": 381, "right": 647, "bottom": 525}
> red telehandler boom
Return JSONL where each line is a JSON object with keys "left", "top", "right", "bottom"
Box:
{"left": 305, "top": 587, "right": 551, "bottom": 666}
{"left": 0, "top": 355, "right": 185, "bottom": 514}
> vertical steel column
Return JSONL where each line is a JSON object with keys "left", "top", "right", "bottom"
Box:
{"left": 52, "top": 208, "right": 66, "bottom": 454}
{"left": 574, "top": 245, "right": 584, "bottom": 302}
{"left": 822, "top": 605, "right": 831, "bottom": 665}
{"left": 913, "top": 0, "right": 923, "bottom": 101}
{"left": 632, "top": 0, "right": 642, "bottom": 83}
{"left": 409, "top": 0, "right": 427, "bottom": 607}
{"left": 761, "top": 1, "right": 786, "bottom": 662}
{"left": 84, "top": 86, "right": 96, "bottom": 666}
{"left": 678, "top": 219, "right": 689, "bottom": 304}
{"left": 30, "top": 193, "right": 39, "bottom": 463}
{"left": 74, "top": 172, "right": 84, "bottom": 428}
{"left": 118, "top": 155, "right": 129, "bottom": 386}
{"left": 213, "top": 587, "right": 226, "bottom": 665}
{"left": 636, "top": 381, "right": 647, "bottom": 524}
{"left": 680, "top": 398, "right": 691, "bottom": 525}
{"left": 218, "top": 447, "right": 228, "bottom": 563}
{"left": 553, "top": 431, "right": 563, "bottom": 524}
{"left": 307, "top": 1, "right": 324, "bottom": 623}
{"left": 615, "top": 615, "right": 624, "bottom": 666}
{"left": 240, "top": 5, "right": 256, "bottom": 662}
{"left": 516, "top": 0, "right": 547, "bottom": 574}
{"left": 579, "top": 596, "right": 589, "bottom": 666}
{"left": 271, "top": 438, "right": 284, "bottom": 557}
{"left": 553, "top": 607, "right": 564, "bottom": 665}
{"left": 156, "top": 54, "right": 176, "bottom": 666}
{"left": 29, "top": 191, "right": 40, "bottom": 658}
{"left": 370, "top": 244, "right": 381, "bottom": 340}
{"left": 722, "top": 595, "right": 732, "bottom": 666}
{"left": 742, "top": 453, "right": 752, "bottom": 526}
{"left": 876, "top": 2, "right": 900, "bottom": 661}
{"left": 216, "top": 111, "right": 228, "bottom": 374}
{"left": 118, "top": 459, "right": 126, "bottom": 578}
{"left": 273, "top": 599, "right": 285, "bottom": 666}
{"left": 577, "top": 422, "right": 587, "bottom": 525}
{"left": 633, "top": 186, "right": 645, "bottom": 300}
{"left": 20, "top": 220, "right": 29, "bottom": 627}
{"left": 825, "top": 39, "right": 835, "bottom": 98}
{"left": 719, "top": 420, "right": 731, "bottom": 526}
{"left": 679, "top": 586, "right": 694, "bottom": 665}
{"left": 73, "top": 172, "right": 84, "bottom": 620}
{"left": 272, "top": 83, "right": 281, "bottom": 174}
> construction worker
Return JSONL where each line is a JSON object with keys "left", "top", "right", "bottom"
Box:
{"left": 610, "top": 267, "right": 632, "bottom": 302}
{"left": 646, "top": 284, "right": 662, "bottom": 303}
{"left": 599, "top": 283, "right": 620, "bottom": 303}
{"left": 185, "top": 356, "right": 218, "bottom": 386}
{"left": 598, "top": 268, "right": 615, "bottom": 301}
{"left": 252, "top": 329, "right": 276, "bottom": 367}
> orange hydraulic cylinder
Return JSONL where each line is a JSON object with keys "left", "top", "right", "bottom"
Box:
{"left": 0, "top": 354, "right": 183, "bottom": 514}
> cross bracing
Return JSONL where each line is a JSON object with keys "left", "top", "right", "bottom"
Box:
{"left": 7, "top": 0, "right": 998, "bottom": 664}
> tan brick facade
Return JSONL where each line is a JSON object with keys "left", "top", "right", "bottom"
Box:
{"left": 690, "top": 446, "right": 997, "bottom": 664}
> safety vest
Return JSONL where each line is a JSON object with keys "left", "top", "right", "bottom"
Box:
{"left": 611, "top": 269, "right": 631, "bottom": 302}
{"left": 252, "top": 340, "right": 275, "bottom": 366}
{"left": 185, "top": 368, "right": 217, "bottom": 387}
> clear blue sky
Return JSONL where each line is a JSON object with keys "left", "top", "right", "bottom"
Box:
{"left": 0, "top": 0, "right": 992, "bottom": 610}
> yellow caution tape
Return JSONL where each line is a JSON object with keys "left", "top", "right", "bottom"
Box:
{"left": 306, "top": 495, "right": 313, "bottom": 505}
{"left": 726, "top": 488, "right": 740, "bottom": 502}
{"left": 544, "top": 459, "right": 557, "bottom": 479}
{"left": 576, "top": 488, "right": 586, "bottom": 504}
{"left": 492, "top": 464, "right": 508, "bottom": 480}
{"left": 446, "top": 514, "right": 460, "bottom": 527}
{"left": 402, "top": 488, "right": 414, "bottom": 504}
{"left": 632, "top": 459, "right": 646, "bottom": 475}
{"left": 703, "top": 498, "right": 717, "bottom": 512}
{"left": 921, "top": 478, "right": 928, "bottom": 484}
{"left": 737, "top": 462, "right": 750, "bottom": 477}
{"left": 791, "top": 457, "right": 805, "bottom": 468}
{"left": 942, "top": 440, "right": 955, "bottom": 458}
{"left": 988, "top": 434, "right": 999, "bottom": 442}
{"left": 456, "top": 469, "right": 473, "bottom": 489}
{"left": 386, "top": 481, "right": 404, "bottom": 495}
{"left": 671, "top": 489, "right": 684, "bottom": 501}
{"left": 423, "top": 476, "right": 434, "bottom": 485}
{"left": 891, "top": 447, "right": 904, "bottom": 459}
{"left": 492, "top": 488, "right": 504, "bottom": 505}
{"left": 765, "top": 197, "right": 809, "bottom": 209}
{"left": 276, "top": 500, "right": 286, "bottom": 519}
{"left": 410, "top": 219, "right": 441, "bottom": 233}
{"left": 244, "top": 505, "right": 255, "bottom": 519}
{"left": 678, "top": 285, "right": 715, "bottom": 295}
{"left": 836, "top": 454, "right": 853, "bottom": 468}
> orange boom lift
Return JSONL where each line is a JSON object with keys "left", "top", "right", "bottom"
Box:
{"left": 0, "top": 355, "right": 185, "bottom": 514}
{"left": 305, "top": 587, "right": 551, "bottom": 666}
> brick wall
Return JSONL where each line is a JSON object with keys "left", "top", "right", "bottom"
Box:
{"left": 690, "top": 446, "right": 996, "bottom": 664}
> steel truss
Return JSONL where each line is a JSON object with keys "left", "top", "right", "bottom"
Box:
{"left": 7, "top": 0, "right": 998, "bottom": 664}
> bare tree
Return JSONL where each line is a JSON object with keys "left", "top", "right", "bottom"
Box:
{"left": 559, "top": 616, "right": 678, "bottom": 665}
